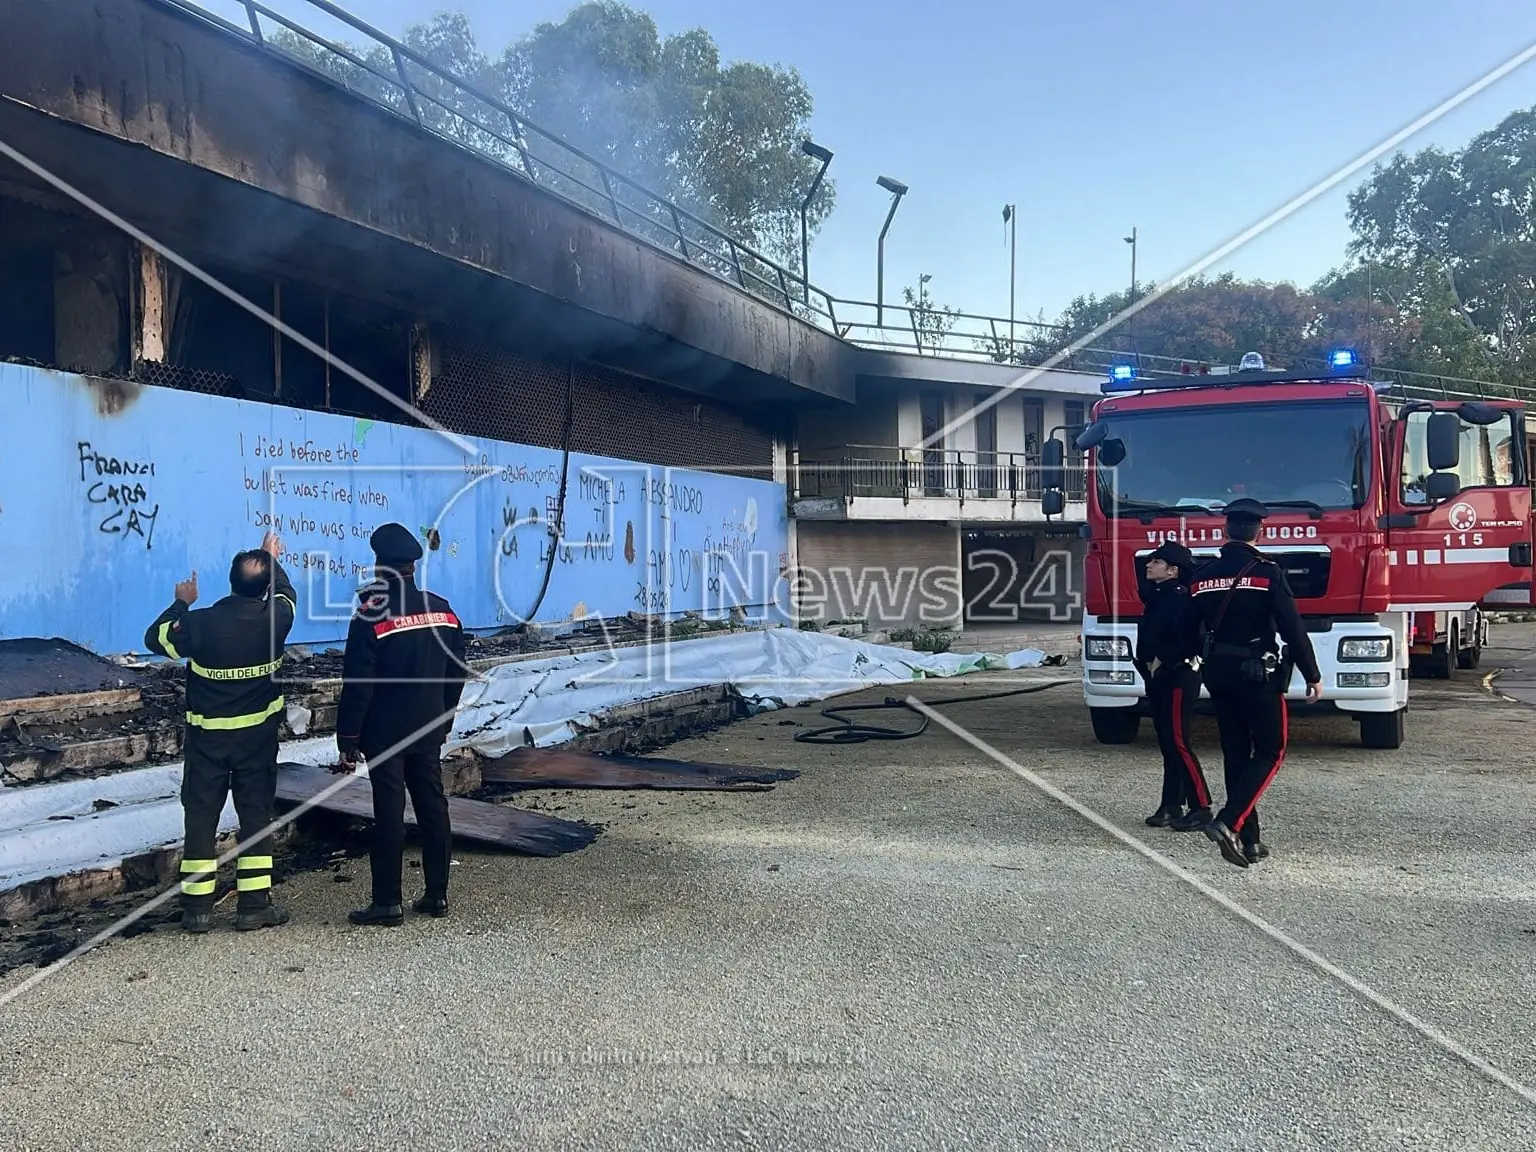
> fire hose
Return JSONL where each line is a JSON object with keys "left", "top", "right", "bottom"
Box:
{"left": 791, "top": 681, "right": 1072, "bottom": 744}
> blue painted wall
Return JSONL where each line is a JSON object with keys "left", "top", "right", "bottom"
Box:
{"left": 0, "top": 364, "right": 791, "bottom": 654}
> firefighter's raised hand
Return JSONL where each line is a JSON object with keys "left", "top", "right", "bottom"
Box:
{"left": 1304, "top": 680, "right": 1322, "bottom": 703}
{"left": 261, "top": 531, "right": 283, "bottom": 559}
{"left": 175, "top": 571, "right": 198, "bottom": 606}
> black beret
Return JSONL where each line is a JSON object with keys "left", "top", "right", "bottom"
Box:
{"left": 370, "top": 522, "right": 423, "bottom": 563}
{"left": 1148, "top": 541, "right": 1195, "bottom": 572}
{"left": 1222, "top": 498, "right": 1269, "bottom": 523}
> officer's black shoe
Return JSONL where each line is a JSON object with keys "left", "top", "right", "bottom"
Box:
{"left": 1144, "top": 806, "right": 1182, "bottom": 828}
{"left": 1203, "top": 820, "right": 1250, "bottom": 869}
{"left": 1244, "top": 841, "right": 1270, "bottom": 863}
{"left": 348, "top": 903, "right": 405, "bottom": 927}
{"left": 1170, "top": 807, "right": 1213, "bottom": 832}
{"left": 412, "top": 895, "right": 449, "bottom": 918}
{"left": 182, "top": 910, "right": 214, "bottom": 934}
{"left": 236, "top": 903, "right": 291, "bottom": 932}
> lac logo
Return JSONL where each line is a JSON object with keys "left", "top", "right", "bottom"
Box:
{"left": 1448, "top": 502, "right": 1478, "bottom": 532}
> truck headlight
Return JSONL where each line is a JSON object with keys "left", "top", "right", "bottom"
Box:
{"left": 1339, "top": 637, "right": 1392, "bottom": 661}
{"left": 1085, "top": 636, "right": 1131, "bottom": 660}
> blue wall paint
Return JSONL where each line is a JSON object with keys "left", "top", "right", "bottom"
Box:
{"left": 0, "top": 364, "right": 791, "bottom": 654}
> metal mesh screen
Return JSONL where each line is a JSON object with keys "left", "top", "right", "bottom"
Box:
{"left": 131, "top": 361, "right": 243, "bottom": 398}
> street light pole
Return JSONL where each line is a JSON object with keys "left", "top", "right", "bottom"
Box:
{"left": 1003, "top": 203, "right": 1016, "bottom": 356}
{"left": 1124, "top": 227, "right": 1138, "bottom": 357}
{"left": 876, "top": 175, "right": 908, "bottom": 328}
{"left": 799, "top": 140, "right": 834, "bottom": 306}
{"left": 1124, "top": 227, "right": 1137, "bottom": 304}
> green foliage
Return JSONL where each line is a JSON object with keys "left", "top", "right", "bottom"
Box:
{"left": 1345, "top": 105, "right": 1536, "bottom": 376}
{"left": 902, "top": 275, "right": 961, "bottom": 352}
{"left": 887, "top": 627, "right": 954, "bottom": 653}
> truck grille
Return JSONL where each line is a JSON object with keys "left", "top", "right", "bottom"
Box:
{"left": 1134, "top": 548, "right": 1332, "bottom": 600}
{"left": 1269, "top": 551, "right": 1331, "bottom": 599}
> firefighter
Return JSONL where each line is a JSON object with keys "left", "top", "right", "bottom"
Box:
{"left": 145, "top": 531, "right": 296, "bottom": 933}
{"left": 1136, "top": 540, "right": 1214, "bottom": 830}
{"left": 334, "top": 522, "right": 469, "bottom": 926}
{"left": 1188, "top": 498, "right": 1322, "bottom": 868}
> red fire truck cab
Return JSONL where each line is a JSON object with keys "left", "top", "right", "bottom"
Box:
{"left": 1040, "top": 352, "right": 1530, "bottom": 750}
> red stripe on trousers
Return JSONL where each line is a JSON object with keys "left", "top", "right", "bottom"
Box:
{"left": 1170, "top": 684, "right": 1209, "bottom": 808}
{"left": 1233, "top": 695, "right": 1288, "bottom": 833}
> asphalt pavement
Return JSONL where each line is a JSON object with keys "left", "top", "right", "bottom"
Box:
{"left": 4, "top": 627, "right": 1536, "bottom": 1150}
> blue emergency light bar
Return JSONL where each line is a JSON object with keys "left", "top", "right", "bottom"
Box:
{"left": 1100, "top": 349, "right": 1367, "bottom": 394}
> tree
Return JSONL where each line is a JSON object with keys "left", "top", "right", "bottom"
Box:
{"left": 498, "top": 3, "right": 835, "bottom": 277}
{"left": 1346, "top": 105, "right": 1536, "bottom": 373}
{"left": 1024, "top": 274, "right": 1320, "bottom": 371}
{"left": 1307, "top": 259, "right": 1499, "bottom": 381}
{"left": 265, "top": 6, "right": 835, "bottom": 289}
{"left": 902, "top": 275, "right": 961, "bottom": 352}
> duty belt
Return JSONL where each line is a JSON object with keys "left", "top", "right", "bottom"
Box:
{"left": 1208, "top": 640, "right": 1264, "bottom": 658}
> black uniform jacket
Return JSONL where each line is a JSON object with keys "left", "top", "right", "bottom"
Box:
{"left": 1186, "top": 541, "right": 1322, "bottom": 684}
{"left": 145, "top": 561, "right": 296, "bottom": 733}
{"left": 335, "top": 574, "right": 470, "bottom": 760}
{"left": 1136, "top": 577, "right": 1198, "bottom": 683}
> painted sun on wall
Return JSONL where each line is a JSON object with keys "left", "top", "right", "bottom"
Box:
{"left": 0, "top": 364, "right": 791, "bottom": 654}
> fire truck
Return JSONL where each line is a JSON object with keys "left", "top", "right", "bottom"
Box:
{"left": 1039, "top": 351, "right": 1530, "bottom": 750}
{"left": 1407, "top": 609, "right": 1487, "bottom": 678}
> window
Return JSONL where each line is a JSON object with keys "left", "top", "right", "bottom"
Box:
{"left": 1094, "top": 399, "right": 1372, "bottom": 516}
{"left": 1400, "top": 409, "right": 1520, "bottom": 503}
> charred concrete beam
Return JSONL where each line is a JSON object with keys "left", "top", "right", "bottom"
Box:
{"left": 0, "top": 0, "right": 856, "bottom": 411}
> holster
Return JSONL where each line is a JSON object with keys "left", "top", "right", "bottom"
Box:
{"left": 1205, "top": 639, "right": 1290, "bottom": 691}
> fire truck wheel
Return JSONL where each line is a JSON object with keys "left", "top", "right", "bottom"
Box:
{"left": 1359, "top": 708, "right": 1406, "bottom": 750}
{"left": 1090, "top": 707, "right": 1140, "bottom": 745}
{"left": 1457, "top": 629, "right": 1482, "bottom": 670}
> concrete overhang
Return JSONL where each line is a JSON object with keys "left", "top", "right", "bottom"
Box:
{"left": 852, "top": 349, "right": 1107, "bottom": 398}
{"left": 0, "top": 0, "right": 857, "bottom": 412}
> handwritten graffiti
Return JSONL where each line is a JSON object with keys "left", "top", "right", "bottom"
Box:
{"left": 240, "top": 433, "right": 361, "bottom": 465}
{"left": 645, "top": 477, "right": 704, "bottom": 516}
{"left": 78, "top": 441, "right": 159, "bottom": 549}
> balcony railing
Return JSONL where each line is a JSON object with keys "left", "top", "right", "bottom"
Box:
{"left": 796, "top": 446, "right": 1088, "bottom": 506}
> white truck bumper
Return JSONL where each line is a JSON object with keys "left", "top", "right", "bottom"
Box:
{"left": 1081, "top": 613, "right": 1409, "bottom": 714}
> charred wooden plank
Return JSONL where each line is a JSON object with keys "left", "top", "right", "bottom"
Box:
{"left": 0, "top": 687, "right": 142, "bottom": 724}
{"left": 481, "top": 746, "right": 800, "bottom": 792}
{"left": 274, "top": 763, "right": 598, "bottom": 857}
{"left": 0, "top": 731, "right": 177, "bottom": 785}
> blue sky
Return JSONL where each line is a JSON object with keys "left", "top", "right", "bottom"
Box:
{"left": 235, "top": 0, "right": 1536, "bottom": 324}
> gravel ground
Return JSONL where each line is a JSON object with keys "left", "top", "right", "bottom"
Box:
{"left": 3, "top": 627, "right": 1536, "bottom": 1150}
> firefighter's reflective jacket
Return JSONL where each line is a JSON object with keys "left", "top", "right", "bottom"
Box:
{"left": 145, "top": 562, "right": 297, "bottom": 733}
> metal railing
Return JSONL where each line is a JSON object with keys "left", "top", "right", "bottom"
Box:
{"left": 796, "top": 446, "right": 1088, "bottom": 506}
{"left": 159, "top": 0, "right": 842, "bottom": 325}
{"left": 153, "top": 2, "right": 1536, "bottom": 411}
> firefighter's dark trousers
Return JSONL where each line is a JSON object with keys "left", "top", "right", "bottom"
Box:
{"left": 1204, "top": 674, "right": 1287, "bottom": 847}
{"left": 179, "top": 724, "right": 280, "bottom": 912}
{"left": 1148, "top": 665, "right": 1212, "bottom": 811}
{"left": 366, "top": 746, "right": 452, "bottom": 907}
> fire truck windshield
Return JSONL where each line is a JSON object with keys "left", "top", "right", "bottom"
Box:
{"left": 1092, "top": 398, "right": 1372, "bottom": 518}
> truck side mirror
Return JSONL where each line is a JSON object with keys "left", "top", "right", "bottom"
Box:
{"left": 1041, "top": 438, "right": 1064, "bottom": 491}
{"left": 1098, "top": 438, "right": 1126, "bottom": 468}
{"left": 1426, "top": 412, "right": 1461, "bottom": 472}
{"left": 1041, "top": 489, "right": 1065, "bottom": 517}
{"left": 1424, "top": 471, "right": 1460, "bottom": 503}
{"left": 1073, "top": 422, "right": 1107, "bottom": 451}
